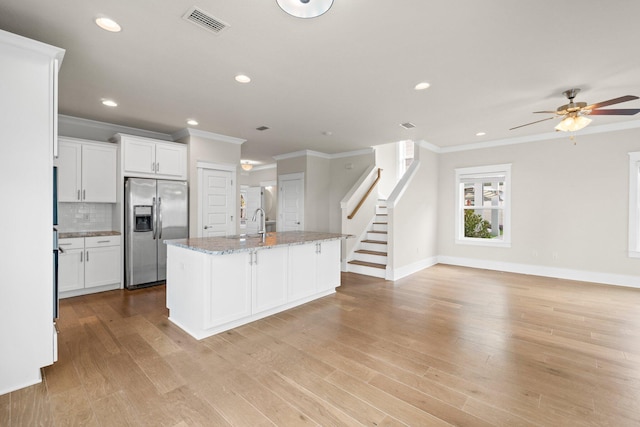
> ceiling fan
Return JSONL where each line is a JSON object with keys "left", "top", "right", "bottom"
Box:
{"left": 510, "top": 88, "right": 640, "bottom": 132}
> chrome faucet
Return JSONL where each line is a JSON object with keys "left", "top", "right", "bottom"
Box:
{"left": 252, "top": 208, "right": 266, "bottom": 242}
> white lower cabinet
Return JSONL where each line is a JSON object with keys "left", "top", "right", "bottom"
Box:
{"left": 59, "top": 235, "right": 121, "bottom": 296}
{"left": 206, "top": 251, "right": 252, "bottom": 327}
{"left": 167, "top": 239, "right": 342, "bottom": 340}
{"left": 289, "top": 240, "right": 341, "bottom": 300}
{"left": 205, "top": 246, "right": 288, "bottom": 329}
{"left": 253, "top": 247, "right": 288, "bottom": 313}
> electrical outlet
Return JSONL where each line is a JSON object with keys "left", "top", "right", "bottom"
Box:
{"left": 83, "top": 213, "right": 90, "bottom": 221}
{"left": 552, "top": 251, "right": 558, "bottom": 260}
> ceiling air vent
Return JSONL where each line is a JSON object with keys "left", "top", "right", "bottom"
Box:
{"left": 256, "top": 126, "right": 270, "bottom": 131}
{"left": 400, "top": 122, "right": 416, "bottom": 129}
{"left": 183, "top": 6, "right": 230, "bottom": 35}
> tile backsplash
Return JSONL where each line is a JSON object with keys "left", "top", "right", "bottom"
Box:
{"left": 58, "top": 203, "right": 114, "bottom": 232}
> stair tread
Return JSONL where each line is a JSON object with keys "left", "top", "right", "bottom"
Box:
{"left": 348, "top": 260, "right": 386, "bottom": 269}
{"left": 355, "top": 249, "right": 387, "bottom": 256}
{"left": 373, "top": 222, "right": 387, "bottom": 225}
{"left": 368, "top": 230, "right": 387, "bottom": 234}
{"left": 362, "top": 239, "right": 387, "bottom": 244}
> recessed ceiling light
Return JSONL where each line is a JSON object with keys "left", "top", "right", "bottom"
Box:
{"left": 476, "top": 132, "right": 486, "bottom": 136}
{"left": 414, "top": 82, "right": 431, "bottom": 91}
{"left": 187, "top": 119, "right": 199, "bottom": 126}
{"left": 95, "top": 16, "right": 121, "bottom": 33}
{"left": 101, "top": 99, "right": 118, "bottom": 107}
{"left": 235, "top": 74, "right": 251, "bottom": 83}
{"left": 322, "top": 131, "right": 333, "bottom": 136}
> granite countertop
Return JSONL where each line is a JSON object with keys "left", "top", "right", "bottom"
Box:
{"left": 165, "top": 231, "right": 351, "bottom": 255}
{"left": 59, "top": 230, "right": 121, "bottom": 239}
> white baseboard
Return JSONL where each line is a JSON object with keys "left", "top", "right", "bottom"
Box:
{"left": 388, "top": 256, "right": 438, "bottom": 281}
{"left": 437, "top": 256, "right": 640, "bottom": 289}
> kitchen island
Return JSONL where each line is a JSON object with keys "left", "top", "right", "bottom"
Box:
{"left": 165, "top": 231, "right": 350, "bottom": 340}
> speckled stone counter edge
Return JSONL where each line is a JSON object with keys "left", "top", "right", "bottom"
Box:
{"left": 165, "top": 231, "right": 351, "bottom": 255}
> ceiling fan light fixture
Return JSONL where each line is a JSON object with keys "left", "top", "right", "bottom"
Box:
{"left": 555, "top": 115, "right": 592, "bottom": 132}
{"left": 276, "top": 0, "right": 333, "bottom": 18}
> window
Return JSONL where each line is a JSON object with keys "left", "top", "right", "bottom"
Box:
{"left": 629, "top": 152, "right": 640, "bottom": 258}
{"left": 455, "top": 164, "right": 511, "bottom": 247}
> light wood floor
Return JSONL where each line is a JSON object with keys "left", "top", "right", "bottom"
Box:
{"left": 2, "top": 265, "right": 640, "bottom": 426}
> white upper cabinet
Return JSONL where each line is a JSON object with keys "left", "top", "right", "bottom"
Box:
{"left": 55, "top": 138, "right": 117, "bottom": 203}
{"left": 115, "top": 134, "right": 187, "bottom": 180}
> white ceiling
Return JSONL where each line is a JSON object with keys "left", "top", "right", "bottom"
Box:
{"left": 2, "top": 1, "right": 640, "bottom": 165}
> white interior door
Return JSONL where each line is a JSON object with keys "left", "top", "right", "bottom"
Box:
{"left": 200, "top": 168, "right": 235, "bottom": 237}
{"left": 278, "top": 173, "right": 304, "bottom": 231}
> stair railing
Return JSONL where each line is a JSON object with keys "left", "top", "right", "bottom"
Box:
{"left": 348, "top": 168, "right": 382, "bottom": 219}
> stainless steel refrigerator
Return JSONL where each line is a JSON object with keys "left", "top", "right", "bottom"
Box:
{"left": 125, "top": 178, "right": 188, "bottom": 289}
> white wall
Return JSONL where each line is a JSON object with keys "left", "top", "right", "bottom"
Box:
{"left": 389, "top": 144, "right": 439, "bottom": 278}
{"left": 437, "top": 127, "right": 640, "bottom": 285}
{"left": 239, "top": 165, "right": 277, "bottom": 187}
{"left": 375, "top": 141, "right": 399, "bottom": 198}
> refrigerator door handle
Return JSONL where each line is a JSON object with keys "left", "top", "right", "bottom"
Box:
{"left": 152, "top": 196, "right": 157, "bottom": 240}
{"left": 158, "top": 197, "right": 163, "bottom": 240}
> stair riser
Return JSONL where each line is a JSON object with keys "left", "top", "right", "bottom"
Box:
{"left": 353, "top": 253, "right": 387, "bottom": 264}
{"left": 348, "top": 263, "right": 386, "bottom": 278}
{"left": 361, "top": 242, "right": 387, "bottom": 252}
{"left": 375, "top": 215, "right": 387, "bottom": 222}
{"left": 367, "top": 232, "right": 387, "bottom": 241}
{"left": 372, "top": 223, "right": 388, "bottom": 232}
{"left": 376, "top": 207, "right": 388, "bottom": 214}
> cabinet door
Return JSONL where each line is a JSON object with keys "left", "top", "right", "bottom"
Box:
{"left": 253, "top": 247, "right": 288, "bottom": 314}
{"left": 58, "top": 248, "right": 84, "bottom": 292}
{"left": 82, "top": 144, "right": 117, "bottom": 202}
{"left": 123, "top": 139, "right": 155, "bottom": 175}
{"left": 206, "top": 252, "right": 252, "bottom": 328}
{"left": 155, "top": 142, "right": 186, "bottom": 179}
{"left": 55, "top": 141, "right": 81, "bottom": 202}
{"left": 288, "top": 242, "right": 318, "bottom": 301}
{"left": 84, "top": 245, "right": 121, "bottom": 288}
{"left": 316, "top": 240, "right": 341, "bottom": 292}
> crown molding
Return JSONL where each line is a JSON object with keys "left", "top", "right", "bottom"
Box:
{"left": 273, "top": 147, "right": 374, "bottom": 161}
{"left": 273, "top": 150, "right": 330, "bottom": 160}
{"left": 427, "top": 119, "right": 640, "bottom": 154}
{"left": 330, "top": 147, "right": 375, "bottom": 159}
{"left": 59, "top": 115, "right": 173, "bottom": 141}
{"left": 249, "top": 163, "right": 277, "bottom": 172}
{"left": 172, "top": 128, "right": 246, "bottom": 144}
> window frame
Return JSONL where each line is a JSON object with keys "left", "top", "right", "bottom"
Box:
{"left": 455, "top": 163, "right": 512, "bottom": 247}
{"left": 629, "top": 152, "right": 640, "bottom": 258}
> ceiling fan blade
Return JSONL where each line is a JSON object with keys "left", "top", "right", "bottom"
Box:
{"left": 588, "top": 108, "right": 640, "bottom": 116}
{"left": 509, "top": 116, "right": 555, "bottom": 130}
{"left": 586, "top": 95, "right": 639, "bottom": 110}
{"left": 533, "top": 110, "right": 558, "bottom": 114}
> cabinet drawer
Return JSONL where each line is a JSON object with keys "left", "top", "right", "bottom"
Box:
{"left": 58, "top": 238, "right": 84, "bottom": 250}
{"left": 85, "top": 235, "right": 120, "bottom": 248}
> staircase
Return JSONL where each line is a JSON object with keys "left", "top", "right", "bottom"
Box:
{"left": 348, "top": 200, "right": 388, "bottom": 278}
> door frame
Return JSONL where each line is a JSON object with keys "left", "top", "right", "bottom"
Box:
{"left": 278, "top": 172, "right": 304, "bottom": 232}
{"left": 197, "top": 161, "right": 237, "bottom": 237}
